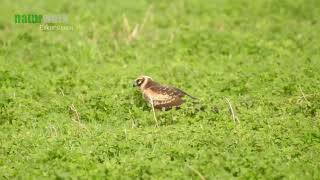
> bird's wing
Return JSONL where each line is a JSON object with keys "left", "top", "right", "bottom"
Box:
{"left": 143, "top": 85, "right": 186, "bottom": 109}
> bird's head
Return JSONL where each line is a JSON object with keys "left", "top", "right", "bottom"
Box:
{"left": 133, "top": 75, "right": 153, "bottom": 89}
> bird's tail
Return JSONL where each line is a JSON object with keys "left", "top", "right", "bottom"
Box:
{"left": 186, "top": 93, "right": 198, "bottom": 100}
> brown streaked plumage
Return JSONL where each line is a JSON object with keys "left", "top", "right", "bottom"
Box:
{"left": 133, "top": 75, "right": 195, "bottom": 110}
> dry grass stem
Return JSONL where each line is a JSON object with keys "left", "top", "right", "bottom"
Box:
{"left": 140, "top": 4, "right": 153, "bottom": 34}
{"left": 70, "top": 104, "right": 87, "bottom": 129}
{"left": 225, "top": 97, "right": 240, "bottom": 124}
{"left": 298, "top": 85, "right": 310, "bottom": 104}
{"left": 123, "top": 14, "right": 131, "bottom": 34}
{"left": 59, "top": 88, "right": 65, "bottom": 96}
{"left": 125, "top": 4, "right": 153, "bottom": 43}
{"left": 48, "top": 124, "right": 58, "bottom": 137}
{"left": 186, "top": 165, "right": 206, "bottom": 180}
{"left": 150, "top": 98, "right": 159, "bottom": 127}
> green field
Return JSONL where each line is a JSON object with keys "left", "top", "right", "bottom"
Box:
{"left": 1, "top": 0, "right": 320, "bottom": 179}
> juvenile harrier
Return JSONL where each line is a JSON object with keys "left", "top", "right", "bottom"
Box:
{"left": 133, "top": 75, "right": 196, "bottom": 110}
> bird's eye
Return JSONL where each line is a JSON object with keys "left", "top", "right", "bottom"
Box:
{"left": 136, "top": 79, "right": 143, "bottom": 86}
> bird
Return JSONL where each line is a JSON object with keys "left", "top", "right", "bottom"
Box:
{"left": 133, "top": 75, "right": 196, "bottom": 110}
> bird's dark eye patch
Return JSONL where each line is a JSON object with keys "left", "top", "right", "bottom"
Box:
{"left": 136, "top": 78, "right": 144, "bottom": 86}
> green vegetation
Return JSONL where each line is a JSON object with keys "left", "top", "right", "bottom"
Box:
{"left": 1, "top": 0, "right": 320, "bottom": 179}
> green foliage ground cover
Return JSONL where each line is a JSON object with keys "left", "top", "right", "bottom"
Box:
{"left": 0, "top": 0, "right": 320, "bottom": 179}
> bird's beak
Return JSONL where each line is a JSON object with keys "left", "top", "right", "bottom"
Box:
{"left": 132, "top": 81, "right": 137, "bottom": 87}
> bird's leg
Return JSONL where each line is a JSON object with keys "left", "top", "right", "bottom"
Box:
{"left": 150, "top": 98, "right": 159, "bottom": 127}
